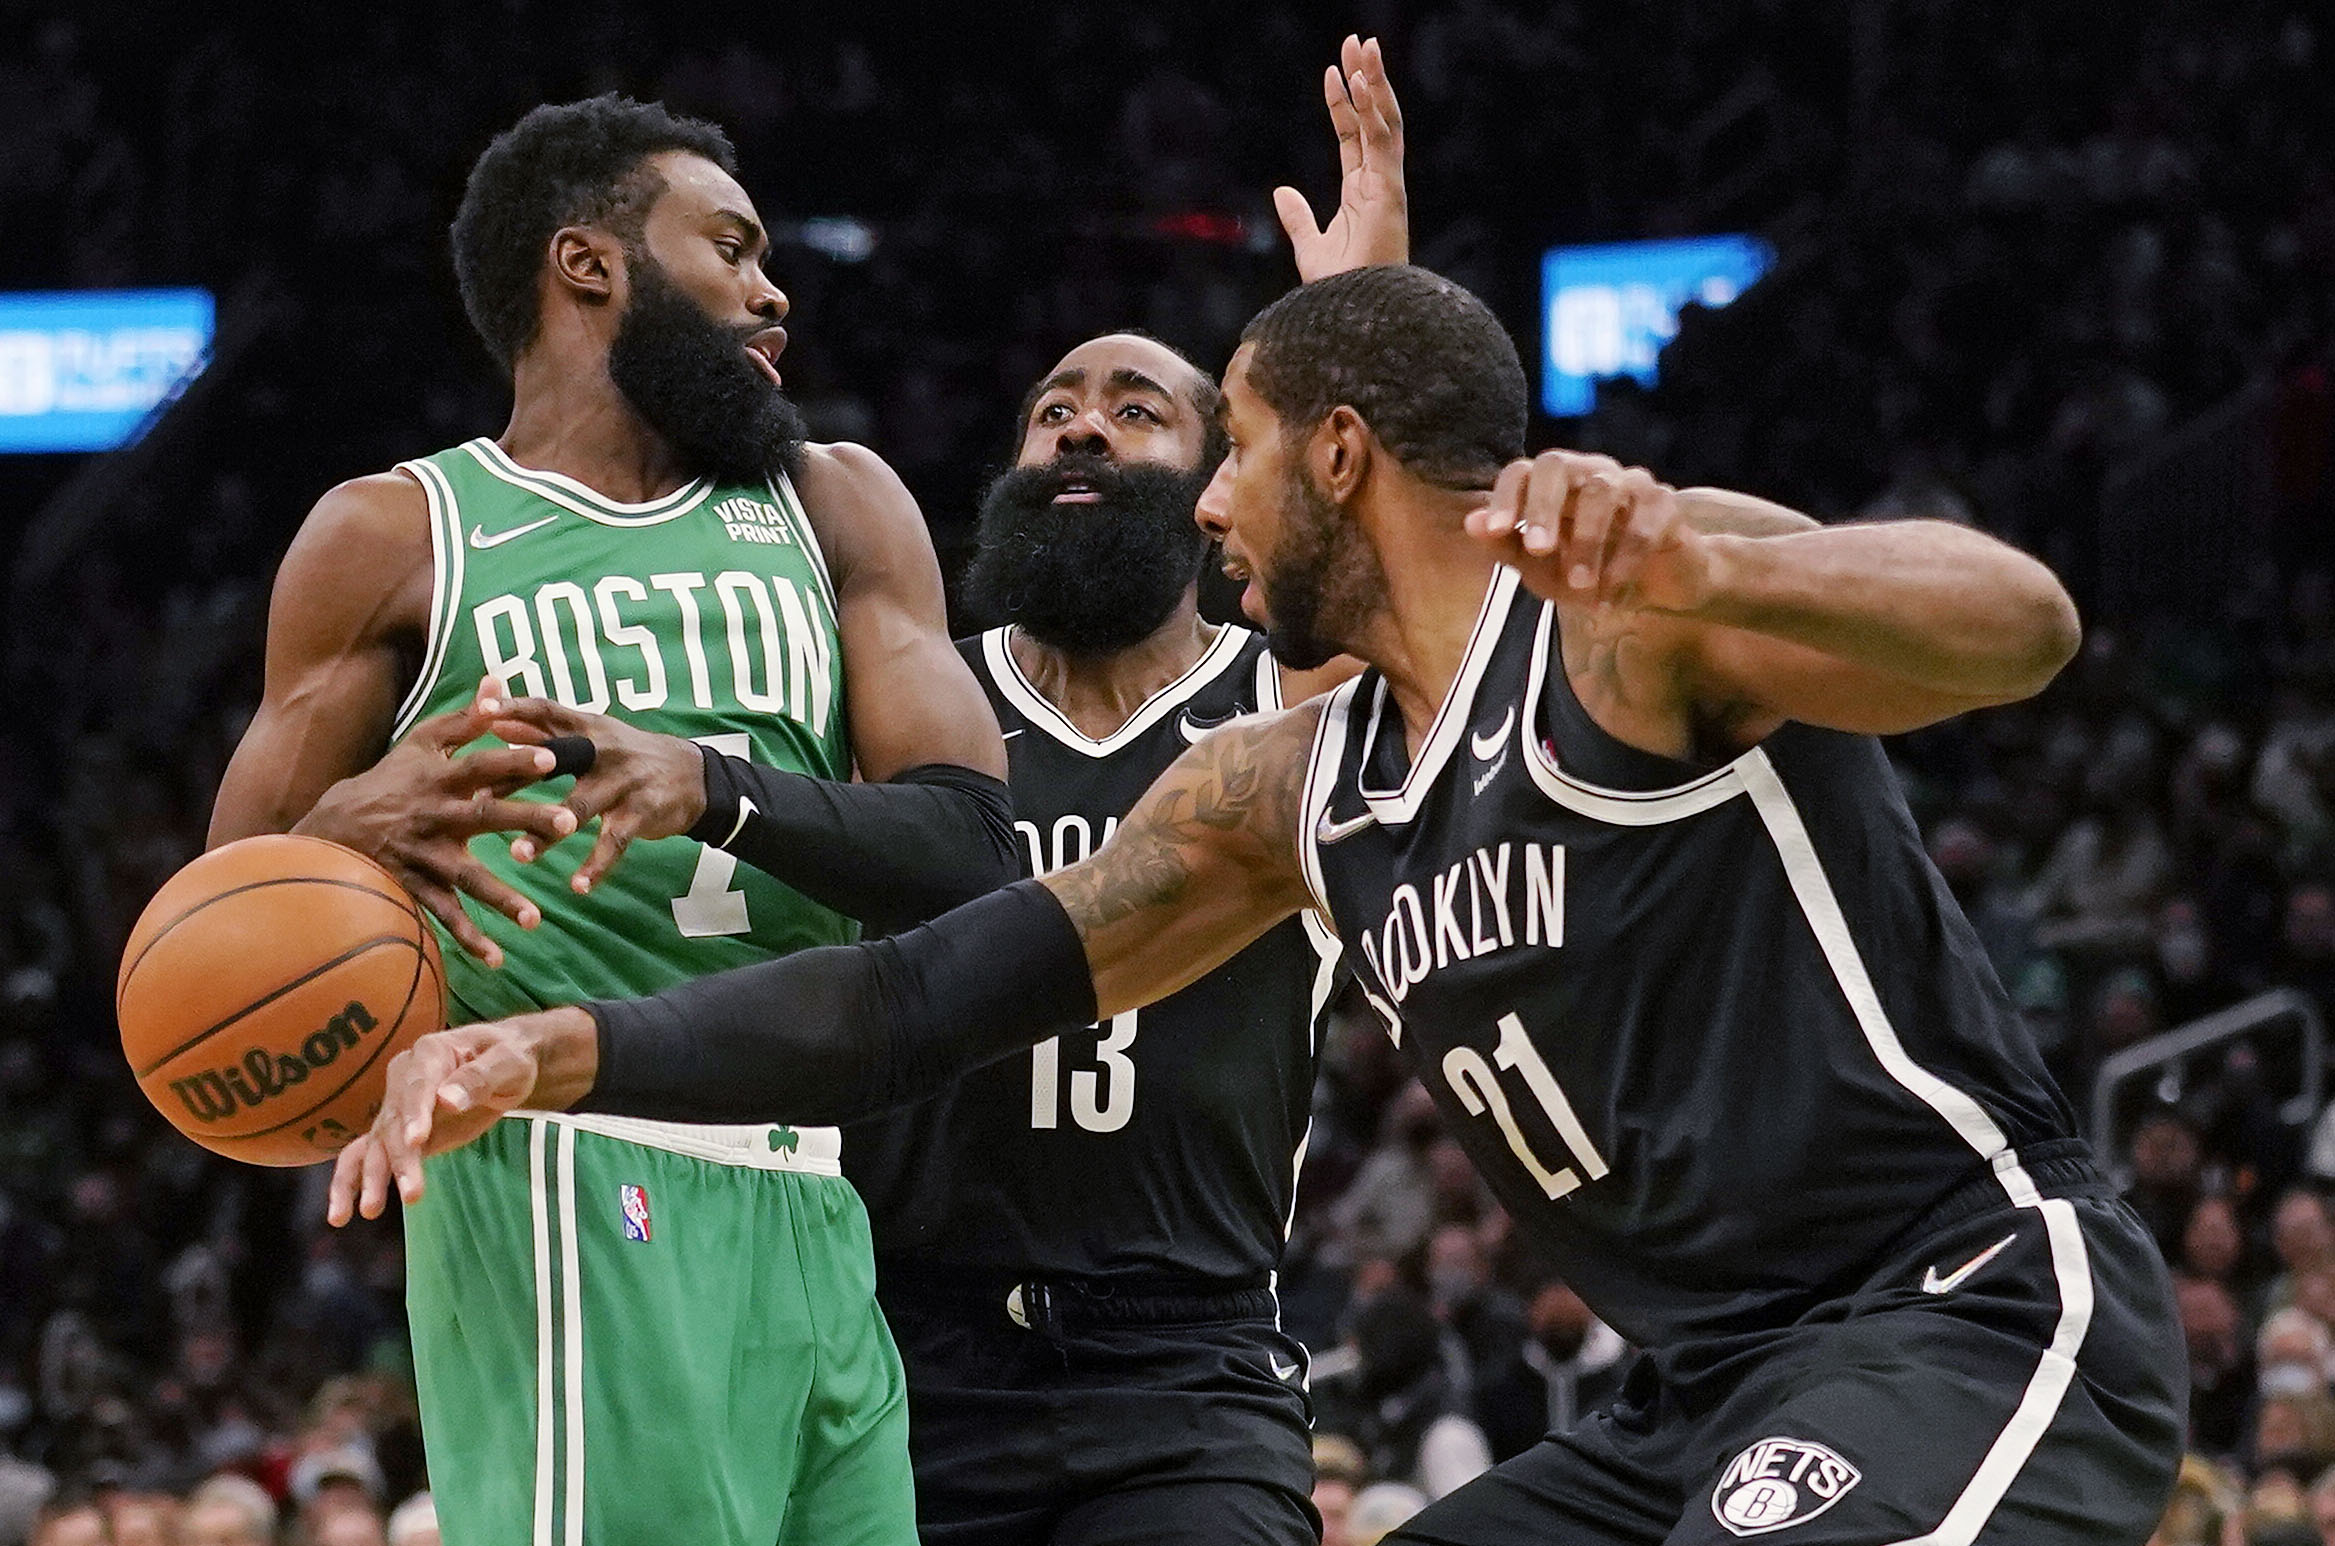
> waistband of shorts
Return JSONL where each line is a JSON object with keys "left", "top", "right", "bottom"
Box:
{"left": 1899, "top": 1137, "right": 2110, "bottom": 1240}
{"left": 508, "top": 1111, "right": 842, "bottom": 1174}
{"left": 877, "top": 1259, "right": 1277, "bottom": 1329}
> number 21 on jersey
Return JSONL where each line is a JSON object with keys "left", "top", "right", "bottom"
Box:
{"left": 1444, "top": 1013, "right": 1608, "bottom": 1199}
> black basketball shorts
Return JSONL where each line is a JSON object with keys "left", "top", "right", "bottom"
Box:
{"left": 878, "top": 1270, "right": 1320, "bottom": 1546}
{"left": 1391, "top": 1191, "right": 2184, "bottom": 1546}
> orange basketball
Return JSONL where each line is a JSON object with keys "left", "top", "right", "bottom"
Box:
{"left": 117, "top": 834, "right": 446, "bottom": 1167}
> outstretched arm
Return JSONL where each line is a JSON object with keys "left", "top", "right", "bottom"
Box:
{"left": 1468, "top": 452, "right": 2080, "bottom": 747}
{"left": 327, "top": 704, "right": 1328, "bottom": 1221}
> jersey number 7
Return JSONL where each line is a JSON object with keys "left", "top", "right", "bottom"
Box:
{"left": 1443, "top": 1014, "right": 1609, "bottom": 1200}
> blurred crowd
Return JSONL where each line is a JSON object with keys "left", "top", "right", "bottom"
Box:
{"left": 4, "top": 1, "right": 2335, "bottom": 1543}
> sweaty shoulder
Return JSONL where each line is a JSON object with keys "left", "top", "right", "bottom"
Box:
{"left": 273, "top": 469, "right": 435, "bottom": 642}
{"left": 787, "top": 441, "right": 927, "bottom": 587}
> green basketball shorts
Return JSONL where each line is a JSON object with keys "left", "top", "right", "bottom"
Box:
{"left": 405, "top": 1113, "right": 915, "bottom": 1546}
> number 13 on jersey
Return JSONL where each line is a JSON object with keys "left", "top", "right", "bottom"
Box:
{"left": 1444, "top": 1013, "right": 1608, "bottom": 1200}
{"left": 1030, "top": 1013, "right": 1137, "bottom": 1133}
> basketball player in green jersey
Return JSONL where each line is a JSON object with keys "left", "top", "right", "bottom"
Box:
{"left": 209, "top": 99, "right": 1015, "bottom": 1546}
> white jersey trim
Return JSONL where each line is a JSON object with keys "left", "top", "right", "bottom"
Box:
{"left": 1356, "top": 566, "right": 1520, "bottom": 824}
{"left": 1297, "top": 677, "right": 1357, "bottom": 923}
{"left": 1736, "top": 751, "right": 2094, "bottom": 1546}
{"left": 555, "top": 1122, "right": 584, "bottom": 1546}
{"left": 983, "top": 622, "right": 1252, "bottom": 758}
{"left": 509, "top": 1111, "right": 844, "bottom": 1175}
{"left": 463, "top": 438, "right": 712, "bottom": 526}
{"left": 1518, "top": 600, "right": 1750, "bottom": 824}
{"left": 766, "top": 470, "right": 838, "bottom": 614}
{"left": 527, "top": 1119, "right": 556, "bottom": 1546}
{"left": 389, "top": 458, "right": 465, "bottom": 743}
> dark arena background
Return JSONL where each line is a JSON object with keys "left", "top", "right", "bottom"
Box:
{"left": 2, "top": 3, "right": 2332, "bottom": 1543}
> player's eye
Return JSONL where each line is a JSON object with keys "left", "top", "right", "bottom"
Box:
{"left": 1036, "top": 402, "right": 1071, "bottom": 424}
{"left": 1119, "top": 403, "right": 1163, "bottom": 424}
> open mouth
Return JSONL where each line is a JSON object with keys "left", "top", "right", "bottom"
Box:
{"left": 742, "top": 326, "right": 787, "bottom": 386}
{"left": 1052, "top": 478, "right": 1102, "bottom": 506}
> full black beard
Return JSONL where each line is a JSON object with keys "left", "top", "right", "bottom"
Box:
{"left": 607, "top": 255, "right": 807, "bottom": 484}
{"left": 966, "top": 452, "right": 1212, "bottom": 655}
{"left": 1256, "top": 463, "right": 1375, "bottom": 671}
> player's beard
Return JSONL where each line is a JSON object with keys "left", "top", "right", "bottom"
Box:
{"left": 966, "top": 452, "right": 1212, "bottom": 655}
{"left": 607, "top": 254, "right": 808, "bottom": 485}
{"left": 1256, "top": 462, "right": 1382, "bottom": 671}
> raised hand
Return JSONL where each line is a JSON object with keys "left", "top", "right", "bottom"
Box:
{"left": 1275, "top": 34, "right": 1408, "bottom": 282}
{"left": 294, "top": 676, "right": 575, "bottom": 964}
{"left": 1468, "top": 451, "right": 1718, "bottom": 615}
{"left": 484, "top": 696, "right": 709, "bottom": 894}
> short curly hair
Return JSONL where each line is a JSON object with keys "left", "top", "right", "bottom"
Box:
{"left": 451, "top": 95, "right": 738, "bottom": 372}
{"left": 1239, "top": 265, "right": 1527, "bottom": 490}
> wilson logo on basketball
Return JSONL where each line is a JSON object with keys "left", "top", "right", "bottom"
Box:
{"left": 169, "top": 1001, "right": 379, "bottom": 1123}
{"left": 1710, "top": 1437, "right": 1861, "bottom": 1537}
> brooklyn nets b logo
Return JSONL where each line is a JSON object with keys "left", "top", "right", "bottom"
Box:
{"left": 1710, "top": 1437, "right": 1862, "bottom": 1536}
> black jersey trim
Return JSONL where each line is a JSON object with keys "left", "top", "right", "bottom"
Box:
{"left": 1518, "top": 600, "right": 1751, "bottom": 823}
{"left": 982, "top": 624, "right": 1253, "bottom": 758}
{"left": 1355, "top": 566, "right": 1520, "bottom": 823}
{"left": 1737, "top": 747, "right": 2095, "bottom": 1545}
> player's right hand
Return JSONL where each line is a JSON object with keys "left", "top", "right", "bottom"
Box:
{"left": 482, "top": 695, "right": 709, "bottom": 895}
{"left": 293, "top": 676, "right": 577, "bottom": 965}
{"left": 1276, "top": 34, "right": 1408, "bottom": 283}
{"left": 326, "top": 1007, "right": 596, "bottom": 1223}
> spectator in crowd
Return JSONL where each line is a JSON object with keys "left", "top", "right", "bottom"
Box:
{"left": 178, "top": 1474, "right": 275, "bottom": 1546}
{"left": 383, "top": 1493, "right": 436, "bottom": 1546}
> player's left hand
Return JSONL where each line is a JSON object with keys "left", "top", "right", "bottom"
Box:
{"left": 1469, "top": 451, "right": 1718, "bottom": 614}
{"left": 484, "top": 698, "right": 709, "bottom": 893}
{"left": 1277, "top": 34, "right": 1408, "bottom": 282}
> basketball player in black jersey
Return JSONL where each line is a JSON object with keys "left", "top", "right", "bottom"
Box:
{"left": 842, "top": 44, "right": 1401, "bottom": 1541}
{"left": 345, "top": 267, "right": 2185, "bottom": 1543}
{"left": 843, "top": 325, "right": 1354, "bottom": 1546}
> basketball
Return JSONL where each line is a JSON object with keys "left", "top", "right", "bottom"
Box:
{"left": 116, "top": 834, "right": 446, "bottom": 1167}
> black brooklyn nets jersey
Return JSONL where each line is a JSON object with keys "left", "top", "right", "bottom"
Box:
{"left": 1300, "top": 567, "right": 2080, "bottom": 1351}
{"left": 845, "top": 625, "right": 1339, "bottom": 1283}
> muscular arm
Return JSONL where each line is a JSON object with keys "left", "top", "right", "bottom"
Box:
{"left": 209, "top": 473, "right": 432, "bottom": 843}
{"left": 211, "top": 473, "right": 573, "bottom": 960}
{"left": 1482, "top": 456, "right": 2080, "bottom": 753}
{"left": 794, "top": 441, "right": 1007, "bottom": 782}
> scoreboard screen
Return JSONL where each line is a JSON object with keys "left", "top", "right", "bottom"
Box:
{"left": 0, "top": 289, "right": 214, "bottom": 453}
{"left": 1540, "top": 236, "right": 1771, "bottom": 417}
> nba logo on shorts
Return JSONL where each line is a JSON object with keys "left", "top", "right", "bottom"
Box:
{"left": 619, "top": 1184, "right": 653, "bottom": 1243}
{"left": 1710, "top": 1436, "right": 1861, "bottom": 1536}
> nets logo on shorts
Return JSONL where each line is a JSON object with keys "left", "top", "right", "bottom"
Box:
{"left": 618, "top": 1184, "right": 653, "bottom": 1243}
{"left": 1711, "top": 1436, "right": 1861, "bottom": 1536}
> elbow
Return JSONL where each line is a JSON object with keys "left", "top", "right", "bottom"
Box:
{"left": 2000, "top": 569, "right": 2082, "bottom": 700}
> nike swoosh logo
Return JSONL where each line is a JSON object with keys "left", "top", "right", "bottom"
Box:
{"left": 1316, "top": 808, "right": 1377, "bottom": 845}
{"left": 468, "top": 514, "right": 559, "bottom": 549}
{"left": 1920, "top": 1232, "right": 2017, "bottom": 1295}
{"left": 1270, "top": 1356, "right": 1301, "bottom": 1381}
{"left": 1178, "top": 708, "right": 1239, "bottom": 745}
{"left": 1469, "top": 705, "right": 1516, "bottom": 762}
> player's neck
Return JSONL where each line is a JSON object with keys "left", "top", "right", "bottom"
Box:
{"left": 499, "top": 353, "right": 700, "bottom": 504}
{"left": 1009, "top": 595, "right": 1217, "bottom": 741}
{"left": 1350, "top": 496, "right": 1503, "bottom": 760}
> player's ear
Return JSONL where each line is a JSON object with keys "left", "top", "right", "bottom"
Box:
{"left": 549, "top": 227, "right": 620, "bottom": 306}
{"left": 1314, "top": 405, "right": 1372, "bottom": 503}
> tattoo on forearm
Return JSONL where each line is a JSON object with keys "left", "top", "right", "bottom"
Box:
{"left": 1050, "top": 710, "right": 1309, "bottom": 933}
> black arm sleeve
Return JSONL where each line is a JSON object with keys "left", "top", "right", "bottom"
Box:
{"left": 574, "top": 879, "right": 1097, "bottom": 1125}
{"left": 687, "top": 752, "right": 1018, "bottom": 934}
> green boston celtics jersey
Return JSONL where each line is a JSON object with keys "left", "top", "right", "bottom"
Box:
{"left": 391, "top": 437, "right": 854, "bottom": 1023}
